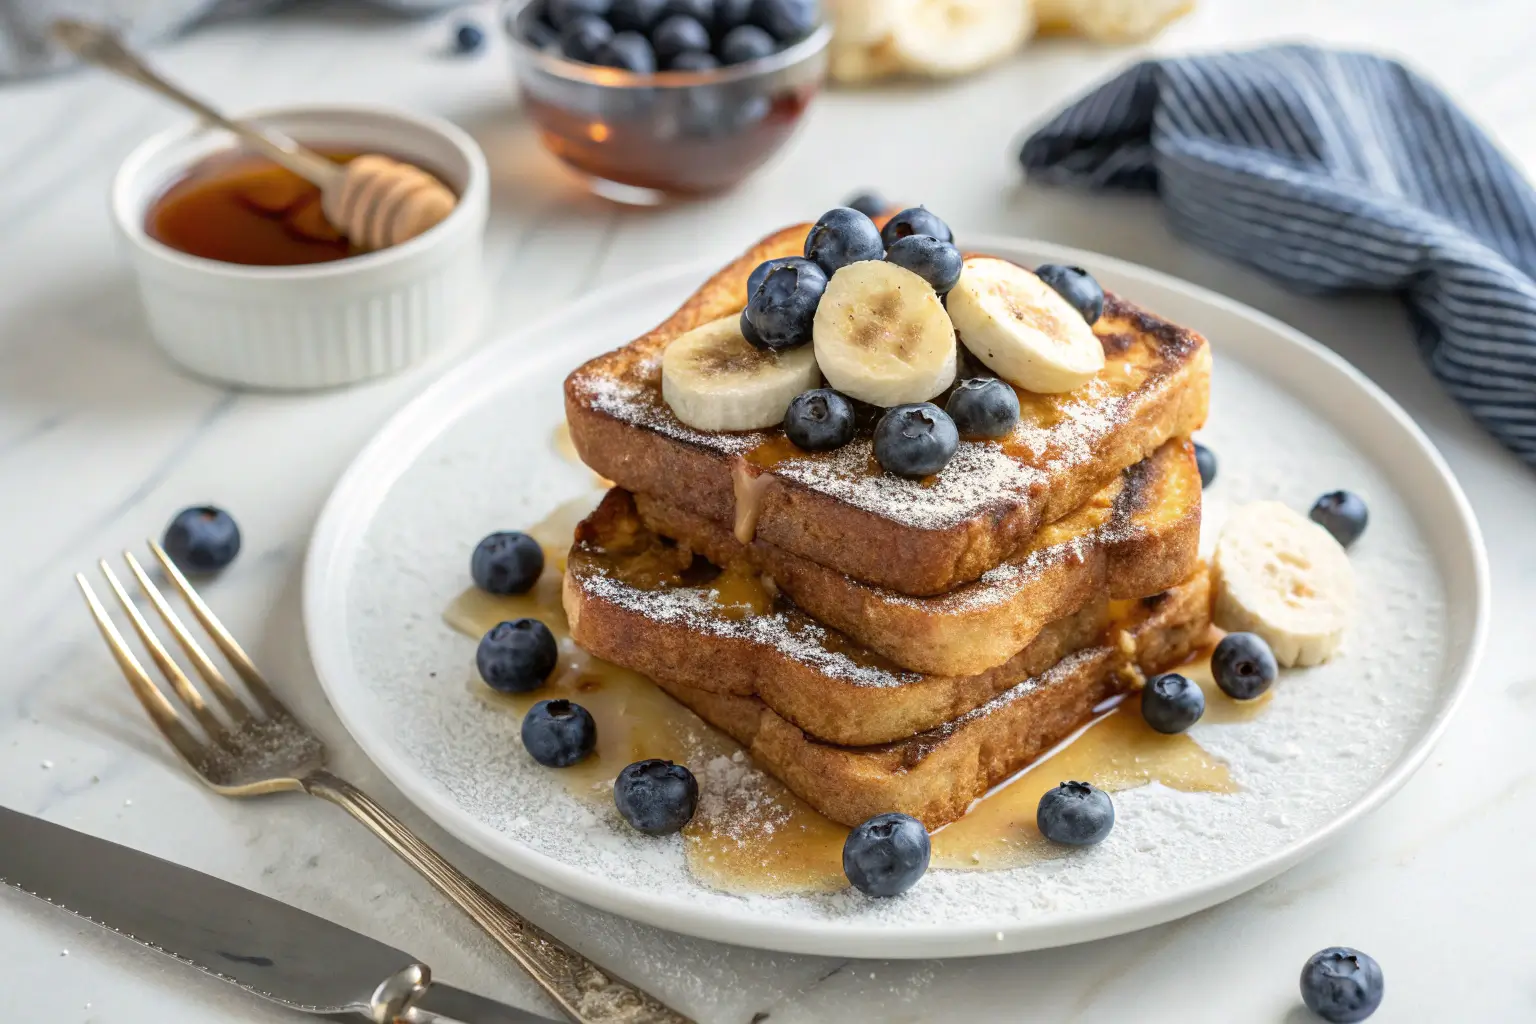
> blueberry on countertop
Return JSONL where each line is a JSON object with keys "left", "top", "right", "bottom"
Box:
{"left": 804, "top": 207, "right": 885, "bottom": 276}
{"left": 873, "top": 403, "right": 959, "bottom": 478}
{"left": 744, "top": 256, "right": 827, "bottom": 349}
{"left": 1037, "top": 781, "right": 1114, "bottom": 845}
{"left": 1211, "top": 632, "right": 1277, "bottom": 700}
{"left": 163, "top": 506, "right": 241, "bottom": 574}
{"left": 946, "top": 377, "right": 1019, "bottom": 439}
{"left": 652, "top": 14, "right": 710, "bottom": 61}
{"left": 668, "top": 49, "right": 719, "bottom": 70}
{"left": 1299, "top": 947, "right": 1384, "bottom": 1022}
{"left": 548, "top": 0, "right": 613, "bottom": 29}
{"left": 560, "top": 14, "right": 614, "bottom": 61}
{"left": 453, "top": 21, "right": 486, "bottom": 54}
{"left": 1194, "top": 441, "right": 1217, "bottom": 487}
{"left": 784, "top": 389, "right": 856, "bottom": 451}
{"left": 521, "top": 699, "right": 597, "bottom": 767}
{"left": 842, "top": 812, "right": 930, "bottom": 897}
{"left": 1035, "top": 264, "right": 1105, "bottom": 325}
{"left": 608, "top": 0, "right": 666, "bottom": 31}
{"left": 614, "top": 759, "right": 699, "bottom": 834}
{"left": 1141, "top": 672, "right": 1206, "bottom": 734}
{"left": 719, "top": 23, "right": 776, "bottom": 63}
{"left": 843, "top": 190, "right": 887, "bottom": 219}
{"left": 594, "top": 30, "right": 658, "bottom": 71}
{"left": 749, "top": 0, "right": 818, "bottom": 42}
{"left": 885, "top": 235, "right": 963, "bottom": 294}
{"left": 471, "top": 531, "right": 544, "bottom": 594}
{"left": 880, "top": 206, "right": 953, "bottom": 247}
{"left": 1310, "top": 490, "right": 1369, "bottom": 548}
{"left": 477, "top": 619, "right": 559, "bottom": 693}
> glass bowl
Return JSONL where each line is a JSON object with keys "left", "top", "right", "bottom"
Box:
{"left": 505, "top": 5, "right": 831, "bottom": 203}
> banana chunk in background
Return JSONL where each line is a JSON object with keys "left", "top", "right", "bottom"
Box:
{"left": 1036, "top": 0, "right": 1194, "bottom": 42}
{"left": 1212, "top": 502, "right": 1357, "bottom": 668}
{"left": 662, "top": 316, "right": 821, "bottom": 432}
{"left": 813, "top": 261, "right": 958, "bottom": 407}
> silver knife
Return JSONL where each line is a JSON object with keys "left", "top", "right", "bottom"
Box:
{"left": 0, "top": 805, "right": 557, "bottom": 1023}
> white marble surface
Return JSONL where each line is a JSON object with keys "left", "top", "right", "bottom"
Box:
{"left": 1, "top": 2, "right": 1533, "bottom": 1021}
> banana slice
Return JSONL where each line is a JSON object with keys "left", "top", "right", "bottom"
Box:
{"left": 1212, "top": 502, "right": 1357, "bottom": 668}
{"left": 829, "top": 0, "right": 907, "bottom": 44}
{"left": 813, "top": 261, "right": 957, "bottom": 407}
{"left": 662, "top": 316, "right": 821, "bottom": 432}
{"left": 1037, "top": 0, "right": 1194, "bottom": 42}
{"left": 887, "top": 0, "right": 1035, "bottom": 78}
{"left": 946, "top": 257, "right": 1106, "bottom": 394}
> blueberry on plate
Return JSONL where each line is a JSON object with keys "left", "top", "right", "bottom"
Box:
{"left": 1036, "top": 781, "right": 1114, "bottom": 845}
{"left": 471, "top": 530, "right": 544, "bottom": 594}
{"left": 163, "top": 506, "right": 241, "bottom": 574}
{"left": 614, "top": 759, "right": 699, "bottom": 834}
{"left": 453, "top": 20, "right": 486, "bottom": 54}
{"left": 1211, "top": 632, "right": 1277, "bottom": 700}
{"left": 804, "top": 207, "right": 885, "bottom": 276}
{"left": 476, "top": 619, "right": 559, "bottom": 693}
{"left": 1309, "top": 490, "right": 1368, "bottom": 548}
{"left": 548, "top": 0, "right": 613, "bottom": 30}
{"left": 560, "top": 14, "right": 614, "bottom": 62}
{"left": 661, "top": 0, "right": 714, "bottom": 20}
{"left": 880, "top": 206, "right": 953, "bottom": 247}
{"left": 1299, "top": 947, "right": 1384, "bottom": 1022}
{"left": 945, "top": 377, "right": 1019, "bottom": 439}
{"left": 594, "top": 30, "right": 658, "bottom": 71}
{"left": 843, "top": 190, "right": 886, "bottom": 219}
{"left": 1034, "top": 264, "right": 1104, "bottom": 325}
{"left": 884, "top": 235, "right": 963, "bottom": 294}
{"left": 1141, "top": 672, "right": 1205, "bottom": 734}
{"left": 668, "top": 49, "right": 719, "bottom": 70}
{"left": 747, "top": 255, "right": 797, "bottom": 302}
{"left": 608, "top": 0, "right": 666, "bottom": 31}
{"left": 784, "top": 388, "right": 856, "bottom": 451}
{"left": 842, "top": 812, "right": 930, "bottom": 897}
{"left": 718, "top": 23, "right": 776, "bottom": 63}
{"left": 1194, "top": 441, "right": 1217, "bottom": 487}
{"left": 521, "top": 699, "right": 597, "bottom": 767}
{"left": 749, "top": 0, "right": 818, "bottom": 42}
{"left": 743, "top": 256, "right": 827, "bottom": 349}
{"left": 711, "top": 0, "right": 754, "bottom": 36}
{"left": 873, "top": 403, "right": 959, "bottom": 478}
{"left": 651, "top": 14, "right": 710, "bottom": 61}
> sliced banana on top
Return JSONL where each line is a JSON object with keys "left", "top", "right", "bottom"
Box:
{"left": 888, "top": 0, "right": 1035, "bottom": 78}
{"left": 946, "top": 257, "right": 1106, "bottom": 394}
{"left": 813, "top": 260, "right": 958, "bottom": 407}
{"left": 662, "top": 316, "right": 820, "bottom": 432}
{"left": 1212, "top": 502, "right": 1357, "bottom": 668}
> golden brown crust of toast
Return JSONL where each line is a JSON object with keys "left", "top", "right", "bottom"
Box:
{"left": 564, "top": 223, "right": 1211, "bottom": 596}
{"left": 632, "top": 437, "right": 1201, "bottom": 675}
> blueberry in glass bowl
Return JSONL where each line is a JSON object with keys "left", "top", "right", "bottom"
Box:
{"left": 505, "top": 0, "right": 831, "bottom": 202}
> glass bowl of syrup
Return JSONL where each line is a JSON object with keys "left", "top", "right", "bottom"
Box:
{"left": 505, "top": 4, "right": 831, "bottom": 204}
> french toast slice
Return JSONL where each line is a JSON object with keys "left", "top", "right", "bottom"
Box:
{"left": 564, "top": 222, "right": 1210, "bottom": 597}
{"left": 631, "top": 437, "right": 1201, "bottom": 676}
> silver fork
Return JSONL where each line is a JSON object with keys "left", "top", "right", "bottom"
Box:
{"left": 78, "top": 540, "right": 692, "bottom": 1024}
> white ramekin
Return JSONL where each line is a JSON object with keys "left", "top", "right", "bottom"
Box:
{"left": 112, "top": 106, "right": 489, "bottom": 390}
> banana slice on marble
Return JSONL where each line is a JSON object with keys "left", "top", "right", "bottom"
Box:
{"left": 887, "top": 0, "right": 1035, "bottom": 77}
{"left": 662, "top": 316, "right": 821, "bottom": 432}
{"left": 1212, "top": 501, "right": 1357, "bottom": 668}
{"left": 813, "top": 261, "right": 957, "bottom": 407}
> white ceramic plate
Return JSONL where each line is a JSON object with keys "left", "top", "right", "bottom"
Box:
{"left": 304, "top": 238, "right": 1487, "bottom": 958}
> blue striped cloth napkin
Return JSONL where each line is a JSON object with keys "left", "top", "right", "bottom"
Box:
{"left": 1020, "top": 44, "right": 1536, "bottom": 466}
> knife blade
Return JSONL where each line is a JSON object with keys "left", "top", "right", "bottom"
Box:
{"left": 0, "top": 805, "right": 556, "bottom": 1023}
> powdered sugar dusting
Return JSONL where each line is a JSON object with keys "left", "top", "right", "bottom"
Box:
{"left": 575, "top": 365, "right": 766, "bottom": 457}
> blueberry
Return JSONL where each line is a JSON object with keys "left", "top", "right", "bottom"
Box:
{"left": 743, "top": 256, "right": 826, "bottom": 350}
{"left": 595, "top": 31, "right": 658, "bottom": 71}
{"left": 749, "top": 0, "right": 819, "bottom": 42}
{"left": 1035, "top": 264, "right": 1104, "bottom": 325}
{"left": 1141, "top": 672, "right": 1206, "bottom": 734}
{"left": 711, "top": 0, "right": 753, "bottom": 36}
{"left": 1310, "top": 491, "right": 1369, "bottom": 548}
{"left": 524, "top": 17, "right": 559, "bottom": 48}
{"left": 1211, "top": 632, "right": 1277, "bottom": 700}
{"left": 842, "top": 812, "right": 929, "bottom": 897}
{"left": 608, "top": 0, "right": 666, "bottom": 31}
{"left": 873, "top": 403, "right": 959, "bottom": 478}
{"left": 661, "top": 0, "right": 715, "bottom": 20}
{"left": 614, "top": 759, "right": 699, "bottom": 834}
{"left": 747, "top": 255, "right": 796, "bottom": 301}
{"left": 548, "top": 0, "right": 613, "bottom": 29}
{"left": 453, "top": 21, "right": 486, "bottom": 54}
{"left": 784, "top": 389, "right": 856, "bottom": 451}
{"left": 163, "top": 506, "right": 242, "bottom": 574}
{"left": 1300, "top": 947, "right": 1384, "bottom": 1022}
{"left": 476, "top": 619, "right": 559, "bottom": 693}
{"left": 668, "top": 49, "right": 719, "bottom": 70}
{"left": 880, "top": 206, "right": 953, "bottom": 247}
{"left": 1194, "top": 441, "right": 1217, "bottom": 487}
{"left": 804, "top": 207, "right": 884, "bottom": 277}
{"left": 885, "top": 235, "right": 963, "bottom": 293}
{"left": 718, "top": 23, "right": 776, "bottom": 63}
{"left": 740, "top": 309, "right": 766, "bottom": 348}
{"left": 651, "top": 14, "right": 710, "bottom": 61}
{"left": 559, "top": 14, "right": 614, "bottom": 62}
{"left": 1036, "top": 781, "right": 1115, "bottom": 846}
{"left": 946, "top": 378, "right": 1019, "bottom": 439}
{"left": 471, "top": 531, "right": 544, "bottom": 594}
{"left": 843, "top": 190, "right": 886, "bottom": 218}
{"left": 521, "top": 699, "right": 597, "bottom": 767}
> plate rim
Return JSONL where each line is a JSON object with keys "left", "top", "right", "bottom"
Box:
{"left": 303, "top": 236, "right": 1489, "bottom": 958}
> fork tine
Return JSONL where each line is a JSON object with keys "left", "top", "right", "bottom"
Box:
{"left": 99, "top": 559, "right": 229, "bottom": 741}
{"left": 77, "top": 573, "right": 210, "bottom": 767}
{"left": 124, "top": 552, "right": 252, "bottom": 725}
{"left": 147, "top": 540, "right": 287, "bottom": 720}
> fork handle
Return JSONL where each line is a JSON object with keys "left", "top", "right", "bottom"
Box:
{"left": 301, "top": 770, "right": 694, "bottom": 1024}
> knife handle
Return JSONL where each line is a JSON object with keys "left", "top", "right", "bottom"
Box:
{"left": 302, "top": 770, "right": 694, "bottom": 1024}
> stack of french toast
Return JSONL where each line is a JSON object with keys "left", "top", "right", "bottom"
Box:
{"left": 559, "top": 212, "right": 1213, "bottom": 831}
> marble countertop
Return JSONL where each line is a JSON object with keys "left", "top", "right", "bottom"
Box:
{"left": 2, "top": 2, "right": 1532, "bottom": 1021}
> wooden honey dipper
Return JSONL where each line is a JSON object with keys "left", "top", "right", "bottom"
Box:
{"left": 54, "top": 19, "right": 456, "bottom": 252}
